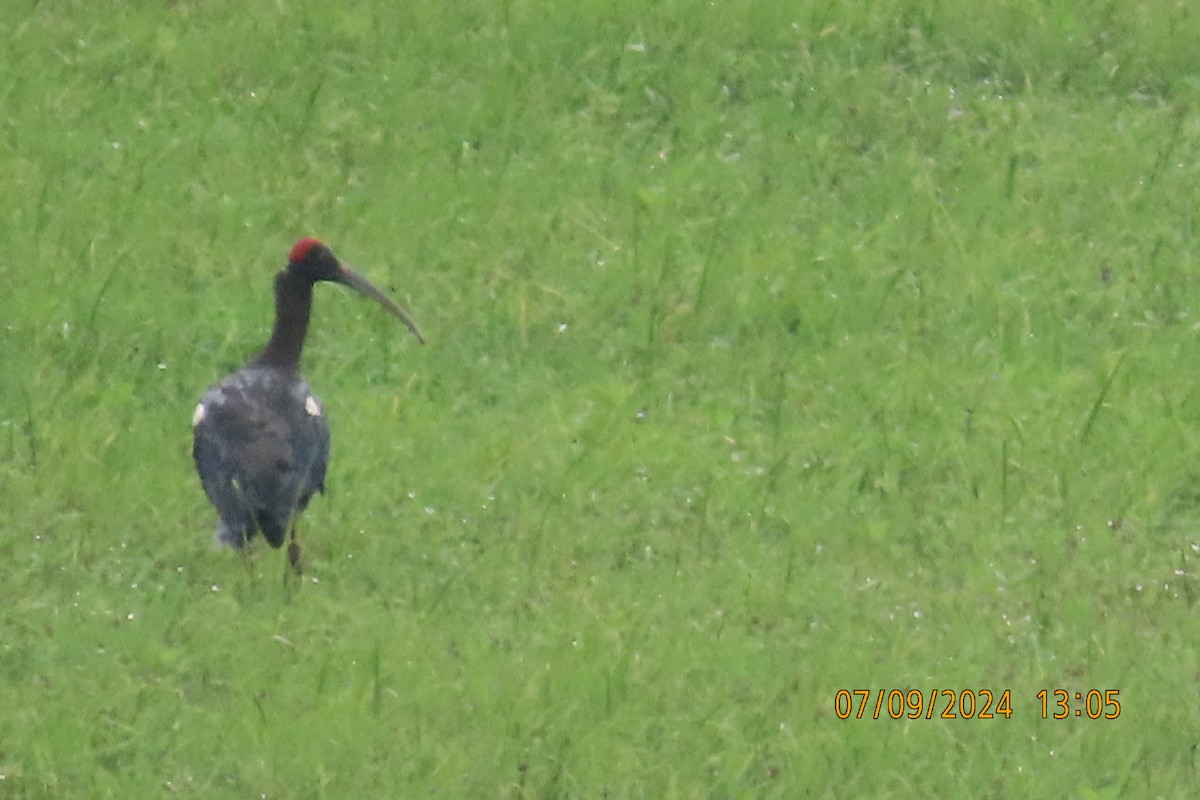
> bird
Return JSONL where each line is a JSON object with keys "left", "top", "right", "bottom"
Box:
{"left": 192, "top": 238, "right": 423, "bottom": 572}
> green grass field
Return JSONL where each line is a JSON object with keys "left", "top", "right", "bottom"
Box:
{"left": 3, "top": 0, "right": 1200, "bottom": 796}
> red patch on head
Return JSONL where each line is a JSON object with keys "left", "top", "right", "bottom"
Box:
{"left": 289, "top": 237, "right": 324, "bottom": 264}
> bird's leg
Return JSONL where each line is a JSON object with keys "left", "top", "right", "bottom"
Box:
{"left": 286, "top": 522, "right": 303, "bottom": 576}
{"left": 239, "top": 540, "right": 262, "bottom": 584}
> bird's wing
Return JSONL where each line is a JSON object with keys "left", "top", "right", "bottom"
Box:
{"left": 193, "top": 399, "right": 256, "bottom": 546}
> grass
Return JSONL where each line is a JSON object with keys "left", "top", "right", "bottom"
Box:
{"left": 2, "top": 0, "right": 1200, "bottom": 796}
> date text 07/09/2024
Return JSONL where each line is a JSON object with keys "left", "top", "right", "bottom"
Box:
{"left": 834, "top": 689, "right": 1122, "bottom": 720}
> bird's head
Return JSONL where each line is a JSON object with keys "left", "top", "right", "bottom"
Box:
{"left": 288, "top": 237, "right": 342, "bottom": 282}
{"left": 287, "top": 238, "right": 425, "bottom": 344}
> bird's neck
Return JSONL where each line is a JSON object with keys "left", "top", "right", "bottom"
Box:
{"left": 252, "top": 270, "right": 312, "bottom": 370}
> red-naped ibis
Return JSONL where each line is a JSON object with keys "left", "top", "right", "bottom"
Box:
{"left": 192, "top": 238, "right": 423, "bottom": 571}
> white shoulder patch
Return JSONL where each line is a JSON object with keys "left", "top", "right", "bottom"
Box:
{"left": 305, "top": 395, "right": 322, "bottom": 417}
{"left": 192, "top": 402, "right": 207, "bottom": 427}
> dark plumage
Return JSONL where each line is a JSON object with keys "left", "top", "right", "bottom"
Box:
{"left": 193, "top": 366, "right": 330, "bottom": 549}
{"left": 192, "top": 239, "right": 423, "bottom": 569}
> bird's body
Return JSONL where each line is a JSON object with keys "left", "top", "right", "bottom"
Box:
{"left": 192, "top": 365, "right": 329, "bottom": 548}
{"left": 192, "top": 239, "right": 422, "bottom": 569}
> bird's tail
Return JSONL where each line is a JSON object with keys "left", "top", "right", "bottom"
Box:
{"left": 216, "top": 521, "right": 248, "bottom": 549}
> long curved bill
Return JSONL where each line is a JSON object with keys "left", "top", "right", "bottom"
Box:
{"left": 335, "top": 264, "right": 426, "bottom": 345}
